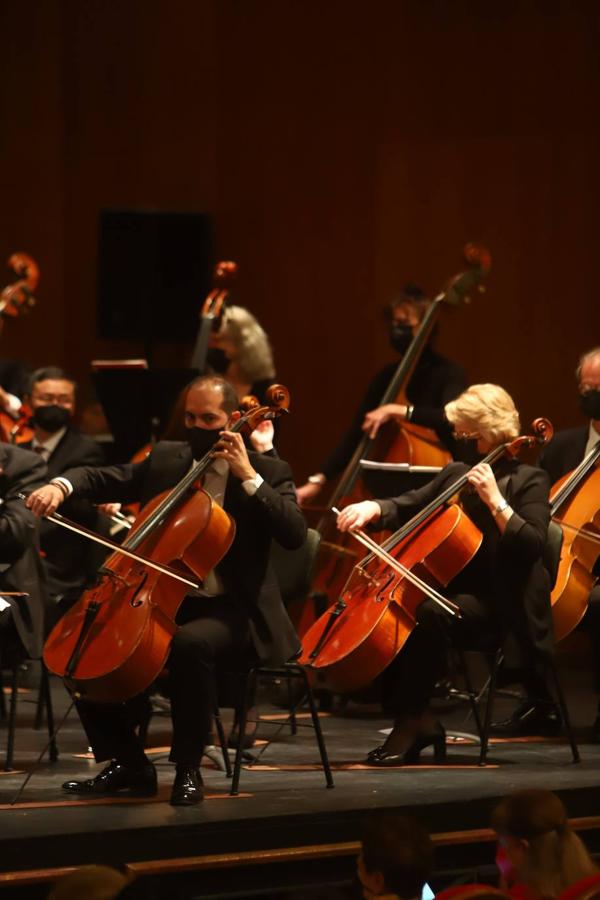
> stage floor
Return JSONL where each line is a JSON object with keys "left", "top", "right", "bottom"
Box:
{"left": 0, "top": 659, "right": 599, "bottom": 895}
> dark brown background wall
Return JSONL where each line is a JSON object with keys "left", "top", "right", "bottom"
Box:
{"left": 1, "top": 0, "right": 599, "bottom": 475}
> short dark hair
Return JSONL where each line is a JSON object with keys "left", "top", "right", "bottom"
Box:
{"left": 186, "top": 375, "right": 238, "bottom": 414}
{"left": 384, "top": 282, "right": 428, "bottom": 322}
{"left": 362, "top": 814, "right": 433, "bottom": 898}
{"left": 29, "top": 367, "right": 76, "bottom": 394}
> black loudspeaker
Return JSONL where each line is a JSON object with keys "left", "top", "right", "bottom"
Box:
{"left": 97, "top": 209, "right": 214, "bottom": 341}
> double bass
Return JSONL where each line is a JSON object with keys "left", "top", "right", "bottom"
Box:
{"left": 43, "top": 385, "right": 290, "bottom": 704}
{"left": 0, "top": 252, "right": 39, "bottom": 444}
{"left": 548, "top": 440, "right": 600, "bottom": 642}
{"left": 308, "top": 244, "right": 492, "bottom": 608}
{"left": 299, "top": 419, "right": 552, "bottom": 693}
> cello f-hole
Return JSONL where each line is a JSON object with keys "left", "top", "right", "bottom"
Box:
{"left": 130, "top": 572, "right": 148, "bottom": 608}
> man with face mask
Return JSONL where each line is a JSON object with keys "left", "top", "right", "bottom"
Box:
{"left": 492, "top": 347, "right": 600, "bottom": 738}
{"left": 26, "top": 375, "right": 306, "bottom": 806}
{"left": 21, "top": 367, "right": 105, "bottom": 610}
{"left": 296, "top": 284, "right": 467, "bottom": 505}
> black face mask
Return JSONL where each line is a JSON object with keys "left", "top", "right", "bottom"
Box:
{"left": 579, "top": 390, "right": 600, "bottom": 420}
{"left": 31, "top": 405, "right": 71, "bottom": 434}
{"left": 389, "top": 323, "right": 414, "bottom": 355}
{"left": 206, "top": 347, "right": 230, "bottom": 375}
{"left": 186, "top": 426, "right": 222, "bottom": 460}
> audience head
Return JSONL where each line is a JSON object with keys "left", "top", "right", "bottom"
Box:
{"left": 358, "top": 813, "right": 433, "bottom": 899}
{"left": 492, "top": 789, "right": 597, "bottom": 899}
{"left": 48, "top": 864, "right": 130, "bottom": 900}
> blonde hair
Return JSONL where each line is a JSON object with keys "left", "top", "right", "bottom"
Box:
{"left": 445, "top": 384, "right": 520, "bottom": 444}
{"left": 492, "top": 790, "right": 597, "bottom": 899}
{"left": 221, "top": 305, "right": 275, "bottom": 383}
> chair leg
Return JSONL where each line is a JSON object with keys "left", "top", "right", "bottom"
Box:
{"left": 5, "top": 666, "right": 19, "bottom": 771}
{"left": 479, "top": 649, "right": 502, "bottom": 766}
{"left": 0, "top": 664, "right": 6, "bottom": 722}
{"left": 547, "top": 659, "right": 580, "bottom": 764}
{"left": 231, "top": 670, "right": 258, "bottom": 796}
{"left": 456, "top": 650, "right": 483, "bottom": 739}
{"left": 287, "top": 678, "right": 298, "bottom": 735}
{"left": 34, "top": 662, "right": 45, "bottom": 730}
{"left": 292, "top": 665, "right": 334, "bottom": 788}
{"left": 212, "top": 687, "right": 232, "bottom": 778}
{"left": 42, "top": 666, "right": 59, "bottom": 762}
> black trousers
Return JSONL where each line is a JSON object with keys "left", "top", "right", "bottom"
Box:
{"left": 76, "top": 596, "right": 253, "bottom": 767}
{"left": 383, "top": 592, "right": 551, "bottom": 719}
{"left": 383, "top": 593, "right": 495, "bottom": 719}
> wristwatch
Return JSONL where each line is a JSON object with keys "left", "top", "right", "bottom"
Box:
{"left": 308, "top": 474, "right": 326, "bottom": 485}
{"left": 493, "top": 499, "right": 509, "bottom": 516}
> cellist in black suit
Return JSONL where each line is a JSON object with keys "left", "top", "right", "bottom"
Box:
{"left": 19, "top": 367, "right": 105, "bottom": 609}
{"left": 27, "top": 375, "right": 306, "bottom": 806}
{"left": 494, "top": 347, "right": 600, "bottom": 737}
{"left": 0, "top": 443, "right": 48, "bottom": 661}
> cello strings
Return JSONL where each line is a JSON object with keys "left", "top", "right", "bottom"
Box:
{"left": 43, "top": 509, "right": 200, "bottom": 590}
{"left": 349, "top": 527, "right": 460, "bottom": 618}
{"left": 552, "top": 518, "right": 600, "bottom": 546}
{"left": 332, "top": 509, "right": 460, "bottom": 617}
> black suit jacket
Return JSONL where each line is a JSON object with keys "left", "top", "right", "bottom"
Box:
{"left": 538, "top": 426, "right": 589, "bottom": 486}
{"left": 376, "top": 459, "right": 553, "bottom": 665}
{"left": 61, "top": 442, "right": 307, "bottom": 665}
{"left": 22, "top": 428, "right": 105, "bottom": 598}
{"left": 0, "top": 444, "right": 48, "bottom": 657}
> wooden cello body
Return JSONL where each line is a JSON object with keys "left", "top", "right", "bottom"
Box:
{"left": 300, "top": 504, "right": 481, "bottom": 692}
{"left": 44, "top": 488, "right": 235, "bottom": 703}
{"left": 0, "top": 252, "right": 39, "bottom": 444}
{"left": 549, "top": 443, "right": 600, "bottom": 642}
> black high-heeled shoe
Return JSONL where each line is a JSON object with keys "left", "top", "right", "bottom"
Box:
{"left": 366, "top": 722, "right": 446, "bottom": 766}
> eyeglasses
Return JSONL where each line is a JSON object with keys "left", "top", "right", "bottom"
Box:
{"left": 452, "top": 430, "right": 481, "bottom": 441}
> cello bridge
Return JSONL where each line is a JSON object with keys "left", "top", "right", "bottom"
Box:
{"left": 356, "top": 566, "right": 380, "bottom": 588}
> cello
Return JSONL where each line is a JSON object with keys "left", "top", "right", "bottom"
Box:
{"left": 548, "top": 440, "right": 600, "bottom": 642}
{"left": 299, "top": 418, "right": 552, "bottom": 694}
{"left": 42, "top": 385, "right": 290, "bottom": 704}
{"left": 308, "top": 244, "right": 492, "bottom": 607}
{"left": 0, "top": 252, "right": 39, "bottom": 444}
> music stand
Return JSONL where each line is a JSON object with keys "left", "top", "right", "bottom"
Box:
{"left": 91, "top": 361, "right": 198, "bottom": 460}
{"left": 359, "top": 460, "right": 442, "bottom": 496}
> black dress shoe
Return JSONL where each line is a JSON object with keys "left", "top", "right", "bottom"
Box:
{"left": 62, "top": 760, "right": 157, "bottom": 796}
{"left": 170, "top": 766, "right": 204, "bottom": 806}
{"left": 491, "top": 700, "right": 561, "bottom": 736}
{"left": 366, "top": 723, "right": 446, "bottom": 766}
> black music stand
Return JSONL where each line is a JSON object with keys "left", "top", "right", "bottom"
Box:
{"left": 91, "top": 365, "right": 198, "bottom": 461}
{"left": 359, "top": 460, "right": 442, "bottom": 497}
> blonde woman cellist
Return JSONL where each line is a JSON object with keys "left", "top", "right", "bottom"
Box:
{"left": 336, "top": 384, "right": 555, "bottom": 765}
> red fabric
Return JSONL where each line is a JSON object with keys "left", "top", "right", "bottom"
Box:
{"left": 557, "top": 874, "right": 600, "bottom": 900}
